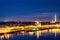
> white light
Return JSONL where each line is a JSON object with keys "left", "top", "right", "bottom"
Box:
{"left": 54, "top": 13, "right": 57, "bottom": 22}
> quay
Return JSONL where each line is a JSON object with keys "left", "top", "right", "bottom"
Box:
{"left": 0, "top": 21, "right": 60, "bottom": 34}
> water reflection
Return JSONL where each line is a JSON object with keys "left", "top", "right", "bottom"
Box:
{"left": 0, "top": 29, "right": 60, "bottom": 40}
{"left": 0, "top": 34, "right": 12, "bottom": 40}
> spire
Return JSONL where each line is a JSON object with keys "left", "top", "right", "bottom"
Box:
{"left": 54, "top": 13, "right": 57, "bottom": 22}
{"left": 50, "top": 13, "right": 57, "bottom": 23}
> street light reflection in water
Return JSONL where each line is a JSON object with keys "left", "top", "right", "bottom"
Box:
{"left": 0, "top": 29, "right": 60, "bottom": 40}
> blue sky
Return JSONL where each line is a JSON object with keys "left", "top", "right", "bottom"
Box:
{"left": 0, "top": 0, "right": 60, "bottom": 21}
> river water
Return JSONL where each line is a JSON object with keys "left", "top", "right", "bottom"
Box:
{"left": 0, "top": 29, "right": 60, "bottom": 40}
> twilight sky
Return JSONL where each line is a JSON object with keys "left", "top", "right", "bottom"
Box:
{"left": 0, "top": 0, "right": 60, "bottom": 21}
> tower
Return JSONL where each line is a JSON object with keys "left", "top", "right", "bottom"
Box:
{"left": 50, "top": 13, "right": 57, "bottom": 23}
{"left": 54, "top": 13, "right": 57, "bottom": 22}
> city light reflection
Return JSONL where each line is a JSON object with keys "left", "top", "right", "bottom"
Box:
{"left": 0, "top": 29, "right": 60, "bottom": 39}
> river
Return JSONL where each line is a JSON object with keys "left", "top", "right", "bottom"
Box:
{"left": 0, "top": 29, "right": 60, "bottom": 40}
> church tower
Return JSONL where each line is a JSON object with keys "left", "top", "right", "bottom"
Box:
{"left": 54, "top": 13, "right": 57, "bottom": 22}
{"left": 50, "top": 13, "right": 57, "bottom": 23}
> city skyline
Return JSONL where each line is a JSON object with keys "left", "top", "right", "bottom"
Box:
{"left": 0, "top": 13, "right": 60, "bottom": 22}
{"left": 0, "top": 0, "right": 60, "bottom": 40}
